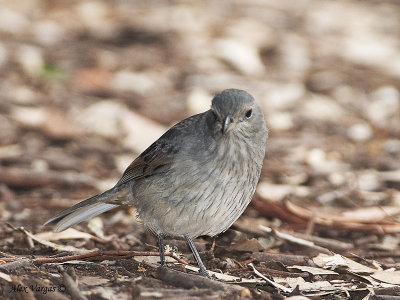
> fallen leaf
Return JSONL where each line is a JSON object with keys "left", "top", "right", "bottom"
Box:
{"left": 313, "top": 254, "right": 376, "bottom": 274}
{"left": 121, "top": 109, "right": 166, "bottom": 153}
{"left": 285, "top": 276, "right": 333, "bottom": 291}
{"left": 288, "top": 265, "right": 338, "bottom": 276}
{"left": 35, "top": 228, "right": 105, "bottom": 243}
{"left": 75, "top": 68, "right": 111, "bottom": 92}
{"left": 80, "top": 276, "right": 109, "bottom": 286}
{"left": 371, "top": 270, "right": 400, "bottom": 285}
{"left": 227, "top": 238, "right": 265, "bottom": 253}
{"left": 0, "top": 271, "right": 12, "bottom": 282}
{"left": 342, "top": 206, "right": 400, "bottom": 221}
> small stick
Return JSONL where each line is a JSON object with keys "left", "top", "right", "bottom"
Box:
{"left": 33, "top": 250, "right": 187, "bottom": 265}
{"left": 57, "top": 265, "right": 88, "bottom": 300}
{"left": 248, "top": 263, "right": 292, "bottom": 293}
{"left": 259, "top": 225, "right": 332, "bottom": 255}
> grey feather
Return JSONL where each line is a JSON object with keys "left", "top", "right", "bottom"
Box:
{"left": 53, "top": 203, "right": 118, "bottom": 232}
{"left": 44, "top": 183, "right": 133, "bottom": 231}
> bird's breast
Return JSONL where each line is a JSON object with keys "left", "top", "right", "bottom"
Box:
{"left": 135, "top": 134, "right": 265, "bottom": 238}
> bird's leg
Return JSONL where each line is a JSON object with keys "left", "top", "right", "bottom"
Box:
{"left": 185, "top": 236, "right": 211, "bottom": 278}
{"left": 157, "top": 233, "right": 165, "bottom": 266}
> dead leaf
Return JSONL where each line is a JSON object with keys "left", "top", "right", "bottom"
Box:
{"left": 257, "top": 182, "right": 310, "bottom": 202}
{"left": 41, "top": 108, "right": 81, "bottom": 139}
{"left": 35, "top": 228, "right": 106, "bottom": 243}
{"left": 342, "top": 206, "right": 400, "bottom": 220}
{"left": 0, "top": 271, "right": 12, "bottom": 282}
{"left": 11, "top": 106, "right": 80, "bottom": 139}
{"left": 286, "top": 202, "right": 400, "bottom": 223}
{"left": 227, "top": 238, "right": 265, "bottom": 253}
{"left": 75, "top": 68, "right": 111, "bottom": 92}
{"left": 80, "top": 276, "right": 109, "bottom": 286}
{"left": 121, "top": 109, "right": 166, "bottom": 153}
{"left": 371, "top": 270, "right": 400, "bottom": 285}
{"left": 288, "top": 265, "right": 338, "bottom": 276}
{"left": 282, "top": 201, "right": 400, "bottom": 233}
{"left": 19, "top": 227, "right": 89, "bottom": 253}
{"left": 285, "top": 276, "right": 333, "bottom": 291}
{"left": 313, "top": 254, "right": 376, "bottom": 274}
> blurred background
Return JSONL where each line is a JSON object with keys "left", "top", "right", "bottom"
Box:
{"left": 0, "top": 0, "right": 399, "bottom": 233}
{"left": 1, "top": 2, "right": 400, "bottom": 296}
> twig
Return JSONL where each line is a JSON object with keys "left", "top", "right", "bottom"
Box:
{"left": 0, "top": 258, "right": 32, "bottom": 271}
{"left": 8, "top": 225, "right": 87, "bottom": 253}
{"left": 154, "top": 266, "right": 251, "bottom": 296}
{"left": 248, "top": 263, "right": 292, "bottom": 293}
{"left": 0, "top": 271, "right": 12, "bottom": 282}
{"left": 57, "top": 265, "right": 88, "bottom": 300}
{"left": 259, "top": 225, "right": 332, "bottom": 255}
{"left": 0, "top": 251, "right": 18, "bottom": 258}
{"left": 288, "top": 231, "right": 353, "bottom": 251}
{"left": 8, "top": 225, "right": 189, "bottom": 265}
{"left": 32, "top": 250, "right": 187, "bottom": 265}
{"left": 251, "top": 252, "right": 309, "bottom": 266}
{"left": 25, "top": 233, "right": 35, "bottom": 249}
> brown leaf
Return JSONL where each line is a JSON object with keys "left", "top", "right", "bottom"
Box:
{"left": 371, "top": 270, "right": 400, "bottom": 285}
{"left": 227, "top": 238, "right": 265, "bottom": 253}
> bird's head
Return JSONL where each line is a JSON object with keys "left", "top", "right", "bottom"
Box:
{"left": 209, "top": 89, "right": 267, "bottom": 138}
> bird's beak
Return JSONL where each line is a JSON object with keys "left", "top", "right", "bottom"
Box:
{"left": 222, "top": 115, "right": 231, "bottom": 134}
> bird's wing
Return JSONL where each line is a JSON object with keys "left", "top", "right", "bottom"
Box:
{"left": 116, "top": 138, "right": 176, "bottom": 186}
{"left": 115, "top": 113, "right": 204, "bottom": 186}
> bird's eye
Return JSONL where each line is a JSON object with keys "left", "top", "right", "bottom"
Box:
{"left": 245, "top": 109, "right": 253, "bottom": 118}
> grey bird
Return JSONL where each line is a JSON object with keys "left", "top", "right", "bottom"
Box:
{"left": 45, "top": 89, "right": 268, "bottom": 277}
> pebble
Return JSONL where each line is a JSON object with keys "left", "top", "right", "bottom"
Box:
{"left": 213, "top": 38, "right": 265, "bottom": 76}
{"left": 366, "top": 86, "right": 399, "bottom": 124}
{"left": 121, "top": 109, "right": 166, "bottom": 154}
{"left": 383, "top": 139, "right": 400, "bottom": 154}
{"left": 11, "top": 106, "right": 46, "bottom": 127}
{"left": 357, "top": 170, "right": 381, "bottom": 191}
{"left": 301, "top": 94, "right": 346, "bottom": 122}
{"left": 17, "top": 45, "right": 44, "bottom": 76}
{"left": 0, "top": 43, "right": 7, "bottom": 68}
{"left": 268, "top": 112, "right": 293, "bottom": 131}
{"left": 261, "top": 83, "right": 305, "bottom": 110}
{"left": 77, "top": 1, "right": 109, "bottom": 23}
{"left": 308, "top": 70, "right": 344, "bottom": 92}
{"left": 306, "top": 148, "right": 327, "bottom": 168}
{"left": 347, "top": 123, "right": 373, "bottom": 142}
{"left": 393, "top": 192, "right": 400, "bottom": 206}
{"left": 0, "top": 8, "right": 29, "bottom": 34}
{"left": 111, "top": 70, "right": 155, "bottom": 95}
{"left": 328, "top": 172, "right": 347, "bottom": 186}
{"left": 12, "top": 86, "right": 37, "bottom": 105}
{"left": 257, "top": 181, "right": 310, "bottom": 202}
{"left": 186, "top": 88, "right": 212, "bottom": 115}
{"left": 306, "top": 148, "right": 348, "bottom": 173}
{"left": 280, "top": 33, "right": 311, "bottom": 79}
{"left": 78, "top": 100, "right": 125, "bottom": 138}
{"left": 33, "top": 20, "right": 65, "bottom": 45}
{"left": 31, "top": 159, "right": 49, "bottom": 172}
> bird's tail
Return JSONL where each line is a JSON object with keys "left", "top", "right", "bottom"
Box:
{"left": 44, "top": 183, "right": 132, "bottom": 232}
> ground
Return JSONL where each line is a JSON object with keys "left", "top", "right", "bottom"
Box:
{"left": 0, "top": 0, "right": 400, "bottom": 299}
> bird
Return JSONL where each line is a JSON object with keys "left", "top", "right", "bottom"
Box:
{"left": 45, "top": 88, "right": 268, "bottom": 277}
